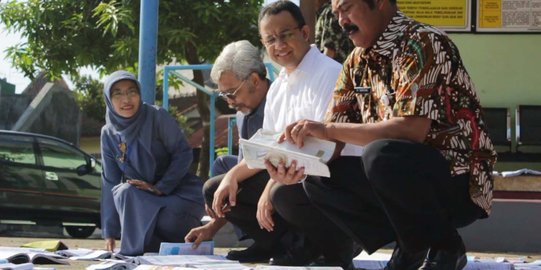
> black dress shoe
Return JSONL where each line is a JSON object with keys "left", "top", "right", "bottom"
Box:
{"left": 226, "top": 243, "right": 272, "bottom": 263}
{"left": 268, "top": 246, "right": 319, "bottom": 266}
{"left": 309, "top": 259, "right": 356, "bottom": 270}
{"left": 419, "top": 240, "right": 467, "bottom": 270}
{"left": 384, "top": 245, "right": 428, "bottom": 270}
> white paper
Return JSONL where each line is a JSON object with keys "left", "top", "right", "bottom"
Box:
{"left": 136, "top": 255, "right": 232, "bottom": 266}
{"left": 134, "top": 266, "right": 193, "bottom": 270}
{"left": 254, "top": 266, "right": 342, "bottom": 270}
{"left": 86, "top": 259, "right": 137, "bottom": 270}
{"left": 501, "top": 168, "right": 541, "bottom": 177}
{"left": 70, "top": 250, "right": 127, "bottom": 261}
{"left": 0, "top": 262, "right": 34, "bottom": 270}
{"left": 352, "top": 251, "right": 515, "bottom": 270}
{"left": 240, "top": 129, "right": 336, "bottom": 177}
{"left": 56, "top": 248, "right": 94, "bottom": 258}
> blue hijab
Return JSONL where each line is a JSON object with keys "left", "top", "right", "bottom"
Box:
{"left": 102, "top": 70, "right": 156, "bottom": 182}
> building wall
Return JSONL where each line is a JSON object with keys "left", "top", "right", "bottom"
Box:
{"left": 26, "top": 90, "right": 81, "bottom": 146}
{"left": 0, "top": 94, "right": 32, "bottom": 130}
{"left": 450, "top": 34, "right": 541, "bottom": 109}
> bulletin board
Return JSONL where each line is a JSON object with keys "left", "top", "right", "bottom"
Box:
{"left": 398, "top": 0, "right": 472, "bottom": 32}
{"left": 477, "top": 0, "right": 541, "bottom": 32}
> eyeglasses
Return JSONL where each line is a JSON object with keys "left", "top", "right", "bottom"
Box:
{"left": 111, "top": 88, "right": 139, "bottom": 99}
{"left": 218, "top": 80, "right": 246, "bottom": 100}
{"left": 261, "top": 26, "right": 302, "bottom": 47}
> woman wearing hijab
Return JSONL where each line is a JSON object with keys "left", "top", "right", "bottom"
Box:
{"left": 100, "top": 70, "right": 205, "bottom": 256}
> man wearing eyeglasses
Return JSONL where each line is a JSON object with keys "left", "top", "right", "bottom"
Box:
{"left": 212, "top": 41, "right": 270, "bottom": 176}
{"left": 184, "top": 40, "right": 271, "bottom": 260}
{"left": 208, "top": 1, "right": 362, "bottom": 268}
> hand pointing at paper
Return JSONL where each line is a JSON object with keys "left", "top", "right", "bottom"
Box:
{"left": 280, "top": 119, "right": 330, "bottom": 148}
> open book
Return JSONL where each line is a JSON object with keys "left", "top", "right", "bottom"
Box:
{"left": 66, "top": 249, "right": 129, "bottom": 261}
{"left": 0, "top": 247, "right": 68, "bottom": 265}
{"left": 240, "top": 129, "right": 336, "bottom": 177}
{"left": 20, "top": 240, "right": 68, "bottom": 252}
{"left": 0, "top": 262, "right": 34, "bottom": 270}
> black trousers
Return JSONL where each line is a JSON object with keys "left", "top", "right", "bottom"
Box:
{"left": 270, "top": 182, "right": 356, "bottom": 267}
{"left": 204, "top": 171, "right": 356, "bottom": 268}
{"left": 303, "top": 139, "right": 485, "bottom": 254}
{"left": 203, "top": 171, "right": 290, "bottom": 250}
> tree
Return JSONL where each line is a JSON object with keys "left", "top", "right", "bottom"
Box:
{"left": 0, "top": 0, "right": 263, "bottom": 180}
{"left": 72, "top": 75, "right": 106, "bottom": 123}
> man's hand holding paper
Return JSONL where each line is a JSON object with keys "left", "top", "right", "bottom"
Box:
{"left": 240, "top": 129, "right": 336, "bottom": 178}
{"left": 265, "top": 159, "right": 306, "bottom": 185}
{"left": 281, "top": 119, "right": 330, "bottom": 147}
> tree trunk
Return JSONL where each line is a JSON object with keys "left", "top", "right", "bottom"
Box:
{"left": 185, "top": 41, "right": 210, "bottom": 181}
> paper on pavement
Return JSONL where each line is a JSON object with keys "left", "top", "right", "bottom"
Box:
{"left": 158, "top": 241, "right": 214, "bottom": 256}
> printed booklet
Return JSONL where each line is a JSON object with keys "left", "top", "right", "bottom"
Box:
{"left": 240, "top": 129, "right": 336, "bottom": 177}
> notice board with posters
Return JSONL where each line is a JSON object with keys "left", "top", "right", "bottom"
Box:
{"left": 477, "top": 0, "right": 541, "bottom": 32}
{"left": 398, "top": 0, "right": 472, "bottom": 32}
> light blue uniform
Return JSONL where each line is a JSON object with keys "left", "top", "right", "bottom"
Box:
{"left": 100, "top": 71, "right": 204, "bottom": 256}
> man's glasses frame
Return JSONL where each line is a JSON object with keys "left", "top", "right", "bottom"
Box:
{"left": 261, "top": 26, "right": 303, "bottom": 47}
{"left": 217, "top": 80, "right": 246, "bottom": 100}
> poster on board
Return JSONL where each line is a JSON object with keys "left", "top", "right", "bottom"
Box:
{"left": 398, "top": 0, "right": 472, "bottom": 32}
{"left": 477, "top": 0, "right": 541, "bottom": 32}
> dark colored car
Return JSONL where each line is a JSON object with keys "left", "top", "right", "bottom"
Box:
{"left": 0, "top": 130, "right": 101, "bottom": 238}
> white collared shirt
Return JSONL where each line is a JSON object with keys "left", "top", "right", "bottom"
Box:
{"left": 263, "top": 45, "right": 339, "bottom": 132}
{"left": 263, "top": 45, "right": 363, "bottom": 157}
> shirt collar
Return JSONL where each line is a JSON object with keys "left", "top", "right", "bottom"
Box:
{"left": 279, "top": 45, "right": 319, "bottom": 79}
{"left": 252, "top": 96, "right": 266, "bottom": 118}
{"left": 364, "top": 11, "right": 412, "bottom": 59}
{"left": 246, "top": 79, "right": 269, "bottom": 118}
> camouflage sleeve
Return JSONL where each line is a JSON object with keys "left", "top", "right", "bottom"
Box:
{"left": 321, "top": 8, "right": 339, "bottom": 51}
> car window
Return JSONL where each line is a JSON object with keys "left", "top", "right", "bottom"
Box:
{"left": 0, "top": 134, "right": 36, "bottom": 165}
{"left": 38, "top": 138, "right": 87, "bottom": 170}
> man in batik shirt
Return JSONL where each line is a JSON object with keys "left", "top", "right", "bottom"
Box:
{"left": 315, "top": 0, "right": 354, "bottom": 63}
{"left": 276, "top": 0, "right": 497, "bottom": 270}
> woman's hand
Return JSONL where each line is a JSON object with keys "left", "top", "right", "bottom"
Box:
{"left": 105, "top": 237, "right": 115, "bottom": 252}
{"left": 127, "top": 179, "right": 163, "bottom": 196}
{"left": 256, "top": 180, "right": 276, "bottom": 232}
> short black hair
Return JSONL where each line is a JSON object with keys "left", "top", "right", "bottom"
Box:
{"left": 258, "top": 0, "right": 306, "bottom": 27}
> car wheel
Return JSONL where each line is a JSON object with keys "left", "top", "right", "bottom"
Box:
{"left": 65, "top": 226, "right": 96, "bottom": 238}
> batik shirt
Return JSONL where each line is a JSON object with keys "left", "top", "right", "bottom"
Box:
{"left": 326, "top": 11, "right": 497, "bottom": 215}
{"left": 315, "top": 2, "right": 355, "bottom": 64}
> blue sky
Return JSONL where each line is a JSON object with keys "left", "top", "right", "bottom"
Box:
{"left": 0, "top": 24, "right": 30, "bottom": 93}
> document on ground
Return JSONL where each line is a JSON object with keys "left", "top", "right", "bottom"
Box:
{"left": 501, "top": 168, "right": 541, "bottom": 177}
{"left": 158, "top": 241, "right": 214, "bottom": 256}
{"left": 352, "top": 251, "right": 515, "bottom": 270}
